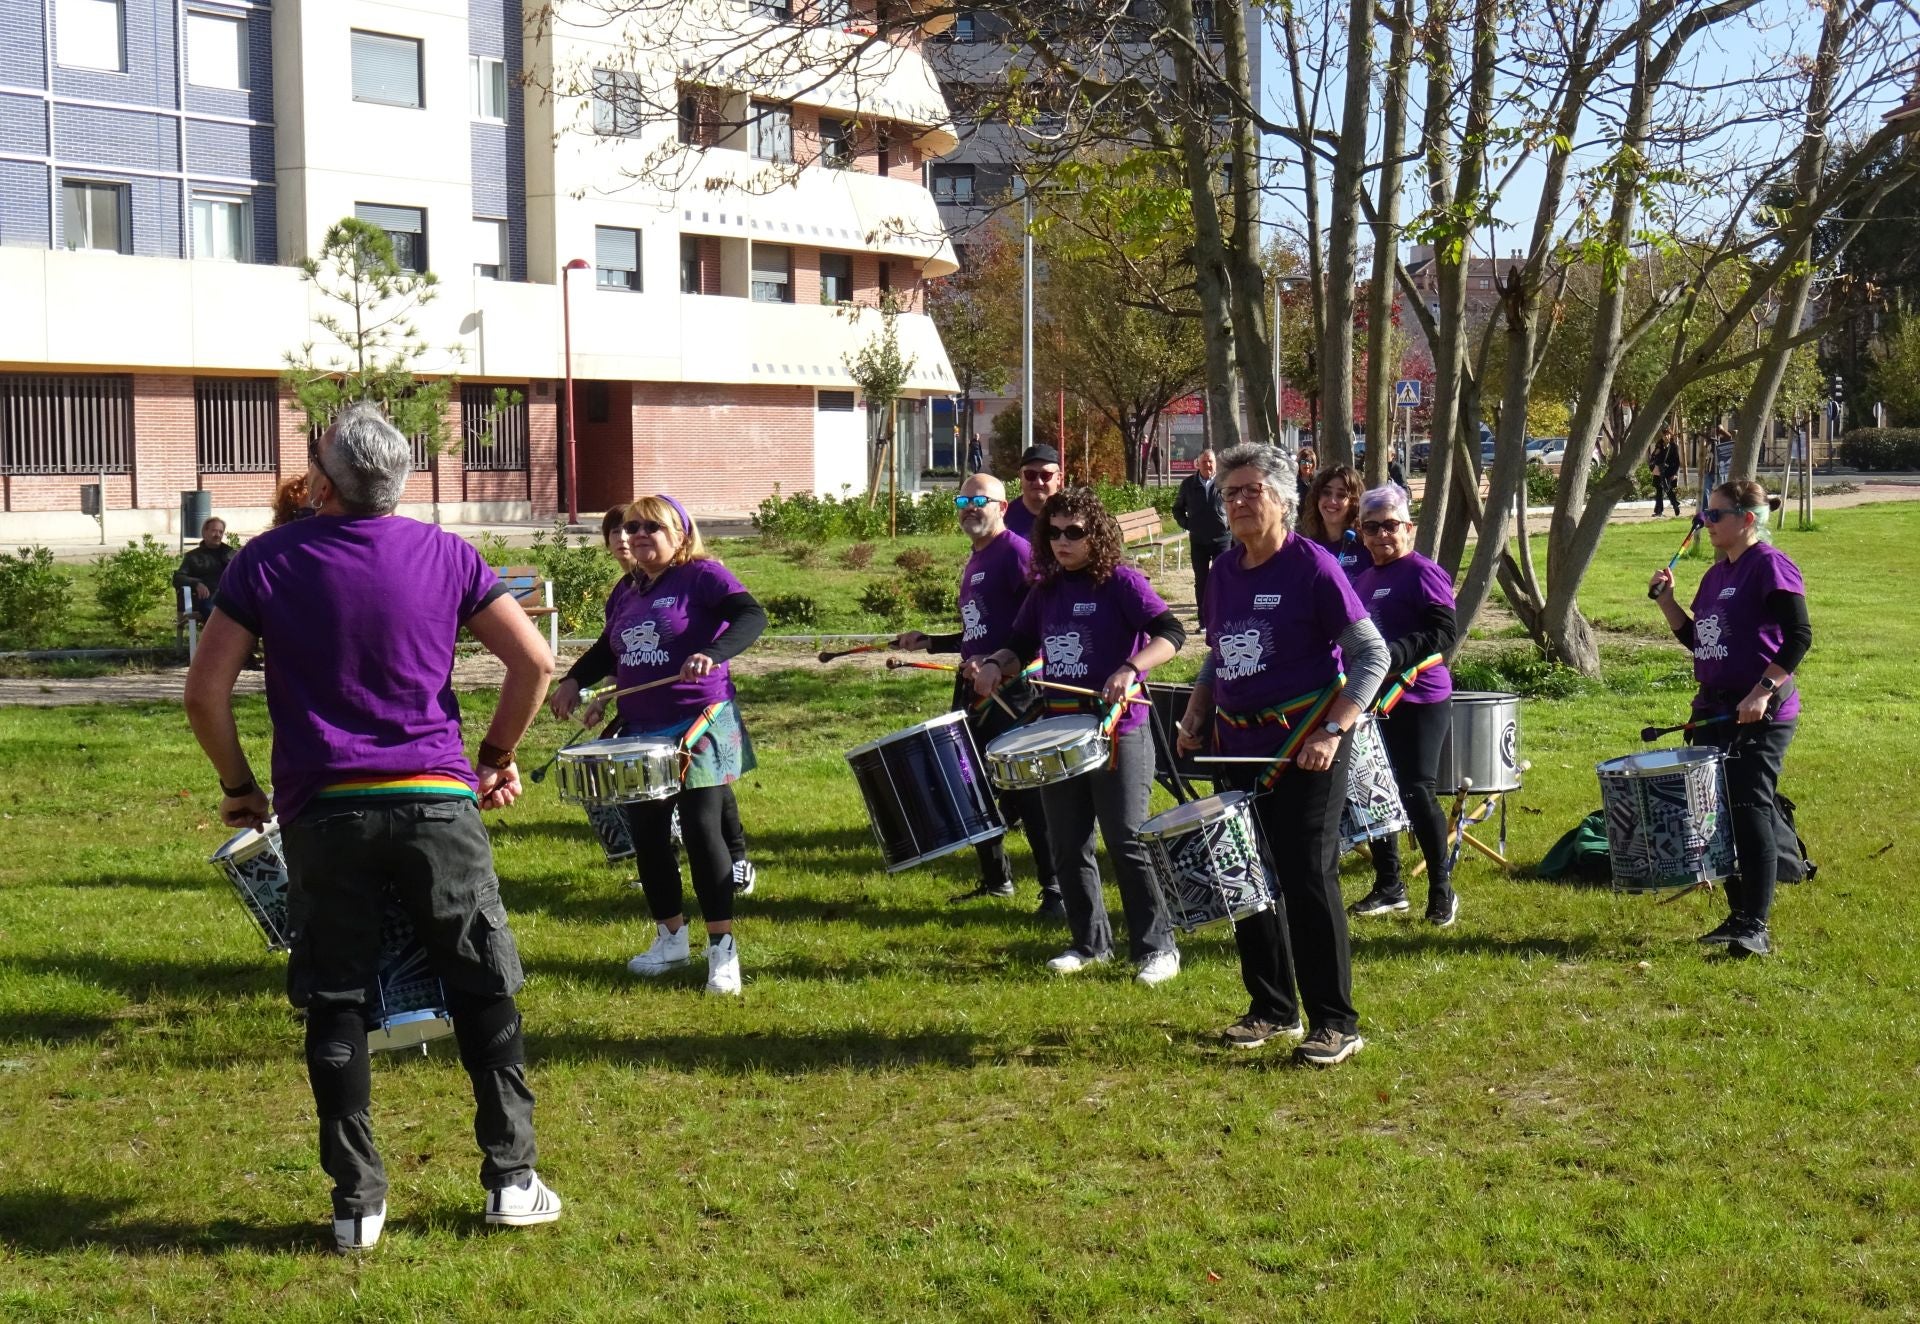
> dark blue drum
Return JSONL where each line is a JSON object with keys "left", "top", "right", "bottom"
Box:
{"left": 845, "top": 711, "right": 1005, "bottom": 872}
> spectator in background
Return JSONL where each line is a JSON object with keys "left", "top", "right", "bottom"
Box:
{"left": 173, "top": 516, "right": 234, "bottom": 623}
{"left": 273, "top": 475, "right": 315, "bottom": 528}
{"left": 1650, "top": 428, "right": 1683, "bottom": 519}
{"left": 1172, "top": 448, "right": 1232, "bottom": 618}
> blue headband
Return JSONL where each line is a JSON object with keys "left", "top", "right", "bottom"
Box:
{"left": 656, "top": 494, "right": 693, "bottom": 539}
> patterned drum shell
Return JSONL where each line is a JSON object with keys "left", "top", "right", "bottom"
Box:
{"left": 554, "top": 737, "right": 683, "bottom": 808}
{"left": 1339, "top": 714, "right": 1408, "bottom": 851}
{"left": 1595, "top": 747, "right": 1736, "bottom": 893}
{"left": 1438, "top": 691, "right": 1524, "bottom": 793}
{"left": 982, "top": 716, "right": 1109, "bottom": 791}
{"left": 1137, "top": 792, "right": 1275, "bottom": 933}
{"left": 211, "top": 821, "right": 292, "bottom": 951}
{"left": 584, "top": 802, "right": 636, "bottom": 863}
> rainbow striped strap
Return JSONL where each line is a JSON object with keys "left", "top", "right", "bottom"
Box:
{"left": 968, "top": 657, "right": 1043, "bottom": 715}
{"left": 674, "top": 702, "right": 726, "bottom": 781}
{"left": 1215, "top": 677, "right": 1345, "bottom": 791}
{"left": 1375, "top": 654, "right": 1445, "bottom": 714}
{"left": 314, "top": 773, "right": 477, "bottom": 803}
{"left": 1100, "top": 679, "right": 1143, "bottom": 769}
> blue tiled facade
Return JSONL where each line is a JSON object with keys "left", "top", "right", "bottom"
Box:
{"left": 470, "top": 0, "right": 528, "bottom": 282}
{"left": 3, "top": 0, "right": 277, "bottom": 260}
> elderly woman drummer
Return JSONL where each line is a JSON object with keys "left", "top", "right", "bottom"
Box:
{"left": 1176, "top": 445, "right": 1391, "bottom": 1066}
{"left": 568, "top": 496, "right": 768, "bottom": 992}
{"left": 1347, "top": 483, "right": 1460, "bottom": 927}
{"left": 971, "top": 488, "right": 1187, "bottom": 986}
{"left": 1650, "top": 478, "right": 1810, "bottom": 957}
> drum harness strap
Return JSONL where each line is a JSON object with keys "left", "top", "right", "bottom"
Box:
{"left": 675, "top": 702, "right": 727, "bottom": 783}
{"left": 1216, "top": 676, "right": 1344, "bottom": 791}
{"left": 1374, "top": 654, "right": 1446, "bottom": 715}
{"left": 965, "top": 657, "right": 1043, "bottom": 719}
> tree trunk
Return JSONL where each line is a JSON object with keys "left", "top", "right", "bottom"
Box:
{"left": 1363, "top": 0, "right": 1414, "bottom": 487}
{"left": 1218, "top": 0, "right": 1274, "bottom": 447}
{"left": 1318, "top": 0, "right": 1374, "bottom": 468}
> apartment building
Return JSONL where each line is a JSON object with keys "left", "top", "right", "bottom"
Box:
{"left": 0, "top": 0, "right": 960, "bottom": 537}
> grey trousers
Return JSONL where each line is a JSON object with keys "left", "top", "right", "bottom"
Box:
{"left": 1038, "top": 726, "right": 1175, "bottom": 963}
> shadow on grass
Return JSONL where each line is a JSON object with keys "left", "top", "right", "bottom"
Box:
{"left": 7, "top": 952, "right": 279, "bottom": 1002}
{"left": 0, "top": 1191, "right": 323, "bottom": 1255}
{"left": 0, "top": 1010, "right": 117, "bottom": 1045}
{"left": 55, "top": 869, "right": 213, "bottom": 895}
{"left": 528, "top": 1023, "right": 983, "bottom": 1073}
{"left": 1351, "top": 930, "right": 1605, "bottom": 961}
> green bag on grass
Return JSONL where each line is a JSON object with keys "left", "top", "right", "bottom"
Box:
{"left": 1537, "top": 810, "right": 1613, "bottom": 883}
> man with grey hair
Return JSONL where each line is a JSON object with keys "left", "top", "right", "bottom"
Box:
{"left": 1172, "top": 448, "right": 1231, "bottom": 618}
{"left": 185, "top": 402, "right": 562, "bottom": 1252}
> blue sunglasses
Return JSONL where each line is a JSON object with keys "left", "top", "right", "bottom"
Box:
{"left": 953, "top": 495, "right": 996, "bottom": 509}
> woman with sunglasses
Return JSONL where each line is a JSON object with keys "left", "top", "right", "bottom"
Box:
{"left": 1650, "top": 479, "right": 1809, "bottom": 958}
{"left": 1298, "top": 463, "right": 1368, "bottom": 582}
{"left": 1345, "top": 484, "right": 1460, "bottom": 927}
{"left": 550, "top": 508, "right": 757, "bottom": 895}
{"left": 1175, "top": 445, "right": 1390, "bottom": 1067}
{"left": 971, "top": 489, "right": 1186, "bottom": 985}
{"left": 560, "top": 496, "right": 767, "bottom": 993}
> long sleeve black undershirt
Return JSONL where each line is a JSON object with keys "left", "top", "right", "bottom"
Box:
{"left": 562, "top": 590, "right": 767, "bottom": 682}
{"left": 1385, "top": 601, "right": 1458, "bottom": 676}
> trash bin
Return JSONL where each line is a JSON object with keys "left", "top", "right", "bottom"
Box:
{"left": 180, "top": 489, "right": 213, "bottom": 549}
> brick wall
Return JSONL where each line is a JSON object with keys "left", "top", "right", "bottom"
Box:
{"left": 0, "top": 159, "right": 48, "bottom": 245}
{"left": 0, "top": 1, "right": 47, "bottom": 88}
{"left": 464, "top": 468, "right": 529, "bottom": 502}
{"left": 699, "top": 236, "right": 722, "bottom": 294}
{"left": 200, "top": 472, "right": 277, "bottom": 508}
{"left": 630, "top": 382, "right": 814, "bottom": 512}
{"left": 793, "top": 247, "right": 822, "bottom": 306}
{"left": 130, "top": 374, "right": 196, "bottom": 509}
{"left": 4, "top": 473, "right": 134, "bottom": 513}
{"left": 528, "top": 387, "right": 559, "bottom": 518}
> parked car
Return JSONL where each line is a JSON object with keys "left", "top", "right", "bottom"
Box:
{"left": 1533, "top": 437, "right": 1569, "bottom": 467}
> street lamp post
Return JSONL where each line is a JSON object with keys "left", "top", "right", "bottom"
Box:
{"left": 1272, "top": 275, "right": 1300, "bottom": 451}
{"left": 1021, "top": 181, "right": 1034, "bottom": 456}
{"left": 561, "top": 257, "right": 591, "bottom": 526}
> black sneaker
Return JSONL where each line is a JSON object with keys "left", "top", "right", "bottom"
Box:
{"left": 1034, "top": 890, "right": 1068, "bottom": 921}
{"left": 1348, "top": 887, "right": 1409, "bottom": 918}
{"left": 1698, "top": 915, "right": 1742, "bottom": 945}
{"left": 1294, "top": 1026, "right": 1364, "bottom": 1067}
{"left": 949, "top": 881, "right": 1015, "bottom": 904}
{"left": 1728, "top": 918, "right": 1771, "bottom": 957}
{"left": 1220, "top": 1014, "right": 1304, "bottom": 1049}
{"left": 731, "top": 859, "right": 757, "bottom": 896}
{"left": 1425, "top": 891, "right": 1459, "bottom": 928}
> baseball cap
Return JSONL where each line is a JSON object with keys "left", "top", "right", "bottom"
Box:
{"left": 1019, "top": 444, "right": 1060, "bottom": 467}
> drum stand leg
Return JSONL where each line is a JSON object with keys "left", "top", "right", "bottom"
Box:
{"left": 1655, "top": 878, "right": 1717, "bottom": 906}
{"left": 1415, "top": 791, "right": 1511, "bottom": 877}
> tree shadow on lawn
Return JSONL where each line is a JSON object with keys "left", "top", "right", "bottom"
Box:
{"left": 528, "top": 1022, "right": 985, "bottom": 1074}
{"left": 0, "top": 1191, "right": 322, "bottom": 1256}
{"left": 1349, "top": 930, "right": 1607, "bottom": 961}
{"left": 0, "top": 1009, "right": 117, "bottom": 1045}
{"left": 6, "top": 952, "right": 279, "bottom": 1003}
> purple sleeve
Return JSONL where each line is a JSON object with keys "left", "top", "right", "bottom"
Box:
{"left": 1011, "top": 535, "right": 1033, "bottom": 581}
{"left": 1418, "top": 556, "right": 1457, "bottom": 609}
{"left": 211, "top": 541, "right": 263, "bottom": 631}
{"left": 455, "top": 538, "right": 503, "bottom": 621}
{"left": 1115, "top": 565, "right": 1169, "bottom": 628}
{"left": 1760, "top": 547, "right": 1805, "bottom": 597}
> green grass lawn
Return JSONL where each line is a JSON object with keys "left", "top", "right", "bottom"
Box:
{"left": 2, "top": 508, "right": 1917, "bottom": 1320}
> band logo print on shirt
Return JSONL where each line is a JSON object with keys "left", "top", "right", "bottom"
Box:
{"left": 1217, "top": 627, "right": 1267, "bottom": 681}
{"left": 961, "top": 599, "right": 986, "bottom": 642}
{"left": 1694, "top": 614, "right": 1728, "bottom": 661}
{"left": 1045, "top": 631, "right": 1088, "bottom": 677}
{"left": 619, "top": 620, "right": 671, "bottom": 667}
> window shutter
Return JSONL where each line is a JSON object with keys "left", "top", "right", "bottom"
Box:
{"left": 352, "top": 31, "right": 422, "bottom": 106}
{"left": 596, "top": 227, "right": 638, "bottom": 272}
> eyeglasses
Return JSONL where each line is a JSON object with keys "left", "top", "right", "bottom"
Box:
{"left": 953, "top": 494, "right": 995, "bottom": 509}
{"left": 1360, "top": 519, "right": 1409, "bottom": 536}
{"left": 1700, "top": 508, "right": 1751, "bottom": 524}
{"left": 1221, "top": 483, "right": 1269, "bottom": 505}
{"left": 1022, "top": 468, "right": 1059, "bottom": 483}
{"left": 1048, "top": 524, "right": 1089, "bottom": 542}
{"left": 621, "top": 519, "right": 667, "bottom": 538}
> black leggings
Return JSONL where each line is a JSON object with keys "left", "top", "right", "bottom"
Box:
{"left": 718, "top": 786, "right": 747, "bottom": 864}
{"left": 1371, "top": 700, "right": 1453, "bottom": 897}
{"left": 626, "top": 785, "right": 735, "bottom": 925}
{"left": 1689, "top": 718, "right": 1795, "bottom": 924}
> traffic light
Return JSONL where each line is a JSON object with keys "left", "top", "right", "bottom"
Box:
{"left": 1830, "top": 375, "right": 1845, "bottom": 403}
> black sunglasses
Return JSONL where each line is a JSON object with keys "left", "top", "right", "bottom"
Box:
{"left": 621, "top": 519, "right": 667, "bottom": 538}
{"left": 1360, "top": 519, "right": 1409, "bottom": 536}
{"left": 1048, "top": 524, "right": 1089, "bottom": 542}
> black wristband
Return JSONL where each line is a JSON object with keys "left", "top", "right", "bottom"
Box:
{"left": 220, "top": 776, "right": 257, "bottom": 799}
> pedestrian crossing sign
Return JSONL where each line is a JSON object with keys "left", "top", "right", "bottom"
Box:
{"left": 1394, "top": 379, "right": 1422, "bottom": 408}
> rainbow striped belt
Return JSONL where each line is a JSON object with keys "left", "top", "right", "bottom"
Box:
{"left": 1374, "top": 653, "right": 1445, "bottom": 714}
{"left": 1216, "top": 676, "right": 1344, "bottom": 789}
{"left": 312, "top": 772, "right": 476, "bottom": 804}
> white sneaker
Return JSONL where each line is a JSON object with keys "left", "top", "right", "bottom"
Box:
{"left": 1134, "top": 949, "right": 1181, "bottom": 987}
{"left": 484, "top": 1173, "right": 562, "bottom": 1227}
{"left": 333, "top": 1202, "right": 385, "bottom": 1253}
{"left": 732, "top": 859, "right": 757, "bottom": 896}
{"left": 625, "top": 923, "right": 691, "bottom": 976}
{"left": 706, "top": 932, "right": 742, "bottom": 996}
{"left": 1046, "top": 947, "right": 1109, "bottom": 974}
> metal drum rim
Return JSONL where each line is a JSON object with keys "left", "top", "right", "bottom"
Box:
{"left": 1595, "top": 746, "right": 1725, "bottom": 779}
{"left": 1138, "top": 790, "right": 1252, "bottom": 841}
{"left": 984, "top": 714, "right": 1102, "bottom": 757}
{"left": 842, "top": 708, "right": 974, "bottom": 761}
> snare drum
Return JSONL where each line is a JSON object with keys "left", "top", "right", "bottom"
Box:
{"left": 208, "top": 822, "right": 455, "bottom": 1053}
{"left": 1595, "top": 747, "right": 1736, "bottom": 893}
{"left": 1340, "top": 715, "right": 1408, "bottom": 851}
{"left": 554, "top": 737, "right": 682, "bottom": 808}
{"left": 983, "top": 716, "right": 1109, "bottom": 791}
{"left": 1137, "top": 792, "right": 1275, "bottom": 933}
{"left": 845, "top": 711, "right": 1005, "bottom": 871}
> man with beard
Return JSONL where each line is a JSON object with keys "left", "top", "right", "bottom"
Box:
{"left": 1002, "top": 444, "right": 1063, "bottom": 543}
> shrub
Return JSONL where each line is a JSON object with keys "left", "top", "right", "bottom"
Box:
{"left": 910, "top": 577, "right": 957, "bottom": 616}
{"left": 840, "top": 542, "right": 876, "bottom": 570}
{"left": 858, "top": 578, "right": 910, "bottom": 624}
{"left": 1092, "top": 480, "right": 1176, "bottom": 517}
{"left": 783, "top": 544, "right": 821, "bottom": 568}
{"left": 1452, "top": 646, "right": 1592, "bottom": 699}
{"left": 1525, "top": 464, "right": 1559, "bottom": 506}
{"left": 93, "top": 535, "right": 179, "bottom": 637}
{"left": 530, "top": 519, "right": 618, "bottom": 636}
{"left": 763, "top": 593, "right": 821, "bottom": 627}
{"left": 893, "top": 546, "right": 937, "bottom": 575}
{"left": 0, "top": 546, "right": 72, "bottom": 648}
{"left": 472, "top": 532, "right": 515, "bottom": 567}
{"left": 1837, "top": 428, "right": 1920, "bottom": 471}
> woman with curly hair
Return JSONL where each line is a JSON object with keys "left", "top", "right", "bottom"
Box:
{"left": 1298, "top": 464, "right": 1368, "bottom": 582}
{"left": 972, "top": 489, "right": 1188, "bottom": 984}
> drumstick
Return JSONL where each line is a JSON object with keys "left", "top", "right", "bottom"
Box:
{"left": 885, "top": 656, "right": 1021, "bottom": 721}
{"left": 1194, "top": 755, "right": 1295, "bottom": 765}
{"left": 1647, "top": 515, "right": 1702, "bottom": 600}
{"left": 818, "top": 642, "right": 882, "bottom": 663}
{"left": 1028, "top": 677, "right": 1153, "bottom": 708}
{"left": 1639, "top": 713, "right": 1731, "bottom": 742}
{"left": 530, "top": 674, "right": 685, "bottom": 784}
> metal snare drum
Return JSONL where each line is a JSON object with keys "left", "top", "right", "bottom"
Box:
{"left": 983, "top": 716, "right": 1109, "bottom": 791}
{"left": 1340, "top": 714, "right": 1407, "bottom": 851}
{"left": 554, "top": 736, "right": 683, "bottom": 807}
{"left": 212, "top": 819, "right": 292, "bottom": 951}
{"left": 1437, "top": 691, "right": 1523, "bottom": 793}
{"left": 1595, "top": 747, "right": 1736, "bottom": 893}
{"left": 1137, "top": 792, "right": 1275, "bottom": 933}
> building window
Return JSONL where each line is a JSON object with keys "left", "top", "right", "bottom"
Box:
{"left": 678, "top": 86, "right": 718, "bottom": 147}
{"left": 471, "top": 56, "right": 507, "bottom": 120}
{"left": 595, "top": 226, "right": 641, "bottom": 290}
{"left": 948, "top": 11, "right": 976, "bottom": 41}
{"left": 191, "top": 194, "right": 251, "bottom": 261}
{"left": 352, "top": 30, "right": 423, "bottom": 108}
{"left": 750, "top": 101, "right": 792, "bottom": 163}
{"left": 56, "top": 0, "right": 124, "bottom": 73}
{"left": 462, "top": 384, "right": 528, "bottom": 471}
{"left": 592, "top": 68, "right": 643, "bottom": 137}
{"left": 818, "top": 390, "right": 855, "bottom": 411}
{"left": 819, "top": 116, "right": 852, "bottom": 167}
{"left": 750, "top": 0, "right": 792, "bottom": 17}
{"left": 680, "top": 235, "right": 702, "bottom": 294}
{"left": 875, "top": 125, "right": 891, "bottom": 173}
{"left": 751, "top": 245, "right": 792, "bottom": 303}
{"left": 0, "top": 374, "right": 134, "bottom": 475}
{"left": 187, "top": 11, "right": 246, "bottom": 89}
{"left": 355, "top": 203, "right": 427, "bottom": 272}
{"left": 930, "top": 164, "right": 975, "bottom": 204}
{"left": 61, "top": 180, "right": 128, "bottom": 253}
{"left": 473, "top": 217, "right": 506, "bottom": 279}
{"left": 877, "top": 260, "right": 891, "bottom": 294}
{"left": 814, "top": 0, "right": 850, "bottom": 22}
{"left": 194, "top": 378, "right": 277, "bottom": 473}
{"left": 820, "top": 251, "right": 852, "bottom": 303}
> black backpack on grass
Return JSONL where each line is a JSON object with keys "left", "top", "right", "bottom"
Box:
{"left": 1775, "top": 794, "right": 1816, "bottom": 884}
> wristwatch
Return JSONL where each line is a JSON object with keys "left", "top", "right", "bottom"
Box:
{"left": 1759, "top": 676, "right": 1779, "bottom": 693}
{"left": 1321, "top": 720, "right": 1343, "bottom": 738}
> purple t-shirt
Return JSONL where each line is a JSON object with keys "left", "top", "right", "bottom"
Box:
{"left": 1688, "top": 541, "right": 1805, "bottom": 721}
{"left": 213, "top": 515, "right": 504, "bottom": 823}
{"left": 1355, "top": 551, "right": 1455, "bottom": 704}
{"left": 1004, "top": 498, "right": 1042, "bottom": 543}
{"left": 1204, "top": 535, "right": 1366, "bottom": 755}
{"left": 1011, "top": 563, "right": 1168, "bottom": 735}
{"left": 605, "top": 558, "right": 747, "bottom": 730}
{"left": 958, "top": 530, "right": 1032, "bottom": 662}
{"left": 1319, "top": 531, "right": 1368, "bottom": 582}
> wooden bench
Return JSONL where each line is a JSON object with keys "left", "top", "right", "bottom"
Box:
{"left": 1118, "top": 508, "right": 1185, "bottom": 578}
{"left": 498, "top": 564, "right": 560, "bottom": 656}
